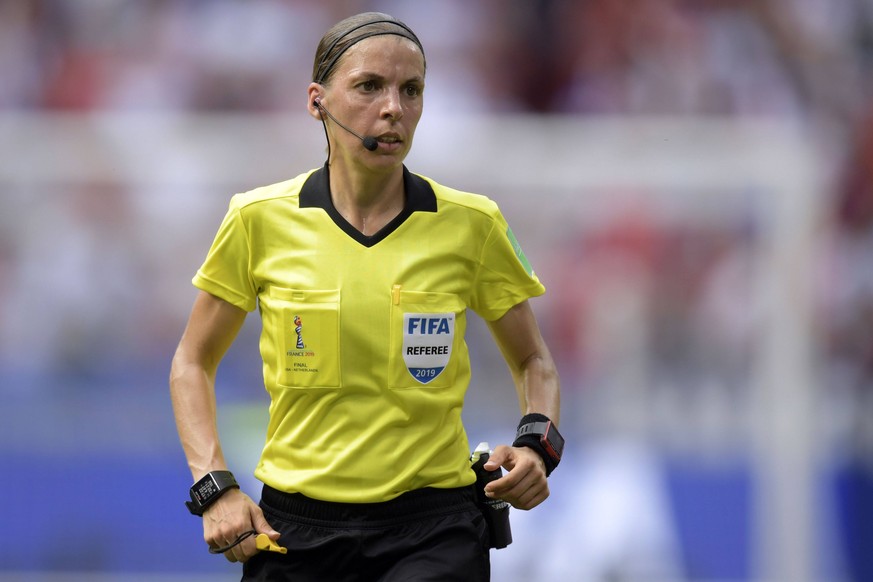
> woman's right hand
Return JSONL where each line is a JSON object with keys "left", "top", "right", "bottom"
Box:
{"left": 203, "top": 488, "right": 281, "bottom": 563}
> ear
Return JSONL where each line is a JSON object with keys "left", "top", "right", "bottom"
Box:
{"left": 307, "top": 83, "right": 324, "bottom": 120}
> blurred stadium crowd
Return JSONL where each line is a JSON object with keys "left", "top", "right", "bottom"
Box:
{"left": 0, "top": 0, "right": 870, "bottom": 117}
{"left": 2, "top": 0, "right": 872, "bottom": 445}
{"left": 2, "top": 0, "right": 873, "bottom": 580}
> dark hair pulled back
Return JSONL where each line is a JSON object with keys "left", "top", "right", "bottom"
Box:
{"left": 312, "top": 12, "right": 425, "bottom": 85}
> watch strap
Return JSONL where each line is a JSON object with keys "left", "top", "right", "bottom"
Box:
{"left": 513, "top": 413, "right": 562, "bottom": 477}
{"left": 186, "top": 470, "right": 239, "bottom": 516}
{"left": 516, "top": 421, "right": 550, "bottom": 439}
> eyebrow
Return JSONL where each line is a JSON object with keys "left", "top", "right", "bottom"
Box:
{"left": 351, "top": 71, "right": 424, "bottom": 85}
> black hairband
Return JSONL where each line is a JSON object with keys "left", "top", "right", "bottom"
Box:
{"left": 314, "top": 18, "right": 424, "bottom": 84}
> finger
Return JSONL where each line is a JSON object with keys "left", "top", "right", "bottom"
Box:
{"left": 224, "top": 531, "right": 257, "bottom": 563}
{"left": 511, "top": 480, "right": 550, "bottom": 510}
{"left": 511, "top": 491, "right": 545, "bottom": 510}
{"left": 234, "top": 536, "right": 259, "bottom": 563}
{"left": 484, "top": 461, "right": 528, "bottom": 496}
{"left": 492, "top": 463, "right": 549, "bottom": 504}
{"left": 490, "top": 467, "right": 537, "bottom": 499}
{"left": 483, "top": 444, "right": 513, "bottom": 471}
{"left": 211, "top": 537, "right": 240, "bottom": 562}
{"left": 220, "top": 536, "right": 241, "bottom": 563}
{"left": 485, "top": 474, "right": 516, "bottom": 497}
{"left": 250, "top": 506, "right": 281, "bottom": 540}
{"left": 205, "top": 530, "right": 231, "bottom": 554}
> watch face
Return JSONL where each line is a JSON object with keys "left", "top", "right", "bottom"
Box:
{"left": 545, "top": 422, "right": 565, "bottom": 459}
{"left": 192, "top": 475, "right": 219, "bottom": 504}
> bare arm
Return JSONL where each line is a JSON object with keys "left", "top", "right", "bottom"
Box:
{"left": 169, "top": 290, "right": 278, "bottom": 562}
{"left": 486, "top": 300, "right": 560, "bottom": 424}
{"left": 170, "top": 290, "right": 246, "bottom": 478}
{"left": 482, "top": 300, "right": 561, "bottom": 510}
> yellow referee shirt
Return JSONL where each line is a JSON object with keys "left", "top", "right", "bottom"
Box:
{"left": 193, "top": 165, "right": 545, "bottom": 503}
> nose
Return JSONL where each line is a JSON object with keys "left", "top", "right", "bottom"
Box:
{"left": 380, "top": 88, "right": 404, "bottom": 121}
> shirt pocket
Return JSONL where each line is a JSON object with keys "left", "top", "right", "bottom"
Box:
{"left": 270, "top": 287, "right": 341, "bottom": 389}
{"left": 389, "top": 289, "right": 464, "bottom": 390}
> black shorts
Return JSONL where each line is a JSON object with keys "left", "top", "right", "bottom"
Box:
{"left": 241, "top": 484, "right": 491, "bottom": 582}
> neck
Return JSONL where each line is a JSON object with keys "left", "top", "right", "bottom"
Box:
{"left": 328, "top": 163, "right": 406, "bottom": 236}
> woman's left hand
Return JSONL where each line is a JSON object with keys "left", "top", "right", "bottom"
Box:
{"left": 481, "top": 444, "right": 550, "bottom": 510}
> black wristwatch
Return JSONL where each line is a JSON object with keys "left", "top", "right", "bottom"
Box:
{"left": 513, "top": 414, "right": 565, "bottom": 476}
{"left": 185, "top": 470, "right": 240, "bottom": 516}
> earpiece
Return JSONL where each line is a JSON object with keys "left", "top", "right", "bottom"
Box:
{"left": 314, "top": 98, "right": 378, "bottom": 152}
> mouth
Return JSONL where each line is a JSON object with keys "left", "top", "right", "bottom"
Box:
{"left": 376, "top": 133, "right": 402, "bottom": 145}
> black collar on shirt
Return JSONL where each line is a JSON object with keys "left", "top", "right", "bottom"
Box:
{"left": 299, "top": 164, "right": 438, "bottom": 247}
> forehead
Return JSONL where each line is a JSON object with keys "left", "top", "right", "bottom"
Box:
{"left": 333, "top": 35, "right": 425, "bottom": 79}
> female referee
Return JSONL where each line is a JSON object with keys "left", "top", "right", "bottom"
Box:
{"left": 169, "top": 12, "right": 562, "bottom": 581}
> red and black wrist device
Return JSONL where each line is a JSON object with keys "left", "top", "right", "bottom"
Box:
{"left": 512, "top": 414, "right": 564, "bottom": 476}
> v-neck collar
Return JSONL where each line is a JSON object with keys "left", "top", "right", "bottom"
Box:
{"left": 299, "top": 164, "right": 438, "bottom": 247}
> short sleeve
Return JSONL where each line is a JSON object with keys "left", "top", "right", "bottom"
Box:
{"left": 192, "top": 196, "right": 258, "bottom": 312}
{"left": 470, "top": 212, "right": 545, "bottom": 321}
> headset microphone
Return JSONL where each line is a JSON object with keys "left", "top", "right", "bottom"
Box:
{"left": 314, "top": 100, "right": 379, "bottom": 152}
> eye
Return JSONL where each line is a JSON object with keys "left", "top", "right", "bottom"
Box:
{"left": 360, "top": 80, "right": 377, "bottom": 92}
{"left": 404, "top": 84, "right": 423, "bottom": 97}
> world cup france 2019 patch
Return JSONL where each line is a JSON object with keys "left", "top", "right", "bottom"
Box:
{"left": 402, "top": 313, "right": 455, "bottom": 384}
